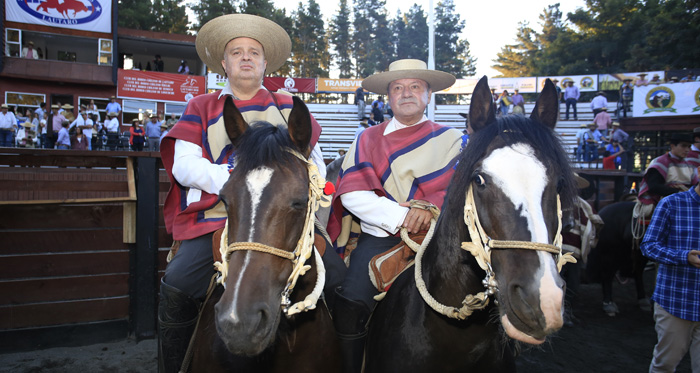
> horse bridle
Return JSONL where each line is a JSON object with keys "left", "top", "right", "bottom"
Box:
{"left": 404, "top": 184, "right": 576, "bottom": 320}
{"left": 213, "top": 149, "right": 331, "bottom": 317}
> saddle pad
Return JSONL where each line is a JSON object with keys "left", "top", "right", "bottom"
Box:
{"left": 368, "top": 233, "right": 426, "bottom": 293}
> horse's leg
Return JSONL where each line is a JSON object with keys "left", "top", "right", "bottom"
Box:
{"left": 633, "top": 248, "right": 651, "bottom": 311}
{"left": 600, "top": 253, "right": 619, "bottom": 316}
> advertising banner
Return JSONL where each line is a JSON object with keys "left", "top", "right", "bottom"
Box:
{"left": 317, "top": 78, "right": 363, "bottom": 93}
{"left": 6, "top": 0, "right": 113, "bottom": 34}
{"left": 537, "top": 75, "right": 598, "bottom": 92}
{"left": 633, "top": 82, "right": 700, "bottom": 117}
{"left": 207, "top": 73, "right": 227, "bottom": 91}
{"left": 263, "top": 77, "right": 316, "bottom": 93}
{"left": 439, "top": 78, "right": 479, "bottom": 95}
{"left": 488, "top": 77, "right": 538, "bottom": 93}
{"left": 117, "top": 69, "right": 205, "bottom": 103}
{"left": 598, "top": 71, "right": 664, "bottom": 91}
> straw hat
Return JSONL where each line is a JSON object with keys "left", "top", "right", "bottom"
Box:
{"left": 51, "top": 104, "right": 59, "bottom": 109}
{"left": 20, "top": 122, "right": 33, "bottom": 128}
{"left": 0, "top": 104, "right": 8, "bottom": 109}
{"left": 107, "top": 111, "right": 118, "bottom": 117}
{"left": 62, "top": 104, "right": 74, "bottom": 109}
{"left": 579, "top": 123, "right": 588, "bottom": 128}
{"left": 362, "top": 59, "right": 456, "bottom": 94}
{"left": 612, "top": 122, "right": 620, "bottom": 127}
{"left": 574, "top": 173, "right": 590, "bottom": 189}
{"left": 196, "top": 14, "right": 291, "bottom": 77}
{"left": 160, "top": 123, "right": 168, "bottom": 129}
{"left": 131, "top": 118, "right": 140, "bottom": 123}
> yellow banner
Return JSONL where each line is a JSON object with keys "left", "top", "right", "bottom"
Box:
{"left": 317, "top": 78, "right": 363, "bottom": 93}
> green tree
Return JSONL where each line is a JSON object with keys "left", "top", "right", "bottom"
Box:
{"left": 329, "top": 0, "right": 353, "bottom": 78}
{"left": 352, "top": 0, "right": 374, "bottom": 78}
{"left": 190, "top": 0, "right": 237, "bottom": 31}
{"left": 291, "top": 0, "right": 330, "bottom": 78}
{"left": 492, "top": 22, "right": 539, "bottom": 77}
{"left": 434, "top": 0, "right": 476, "bottom": 78}
{"left": 152, "top": 0, "right": 190, "bottom": 34}
{"left": 240, "top": 0, "right": 293, "bottom": 76}
{"left": 117, "top": 0, "right": 152, "bottom": 30}
{"left": 397, "top": 5, "right": 428, "bottom": 61}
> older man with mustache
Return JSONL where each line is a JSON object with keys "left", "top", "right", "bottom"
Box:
{"left": 327, "top": 59, "right": 464, "bottom": 373}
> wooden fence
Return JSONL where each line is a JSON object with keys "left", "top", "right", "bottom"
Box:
{"left": 0, "top": 149, "right": 171, "bottom": 352}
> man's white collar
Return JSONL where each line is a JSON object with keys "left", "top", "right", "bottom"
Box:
{"left": 384, "top": 115, "right": 428, "bottom": 136}
{"left": 218, "top": 80, "right": 265, "bottom": 100}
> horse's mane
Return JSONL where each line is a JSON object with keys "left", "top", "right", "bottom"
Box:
{"left": 443, "top": 115, "right": 578, "bottom": 219}
{"left": 233, "top": 122, "right": 300, "bottom": 173}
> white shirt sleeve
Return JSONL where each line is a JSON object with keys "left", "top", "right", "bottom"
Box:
{"left": 340, "top": 190, "right": 409, "bottom": 236}
{"left": 310, "top": 143, "right": 327, "bottom": 179}
{"left": 172, "top": 139, "right": 231, "bottom": 196}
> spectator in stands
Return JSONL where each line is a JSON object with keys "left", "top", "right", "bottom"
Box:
{"left": 355, "top": 117, "right": 370, "bottom": 138}
{"left": 680, "top": 71, "right": 695, "bottom": 82}
{"left": 178, "top": 60, "right": 189, "bottom": 74}
{"left": 62, "top": 104, "right": 75, "bottom": 123}
{"left": 15, "top": 122, "right": 37, "bottom": 148}
{"left": 372, "top": 96, "right": 385, "bottom": 112}
{"left": 590, "top": 91, "right": 608, "bottom": 116}
{"left": 166, "top": 113, "right": 178, "bottom": 128}
{"left": 688, "top": 127, "right": 700, "bottom": 167}
{"left": 159, "top": 123, "right": 169, "bottom": 144}
{"left": 86, "top": 99, "right": 100, "bottom": 122}
{"left": 649, "top": 74, "right": 662, "bottom": 84}
{"left": 22, "top": 41, "right": 38, "bottom": 59}
{"left": 636, "top": 73, "right": 649, "bottom": 87}
{"left": 336, "top": 149, "right": 346, "bottom": 159}
{"left": 153, "top": 55, "right": 164, "bottom": 72}
{"left": 582, "top": 123, "right": 604, "bottom": 162}
{"left": 552, "top": 79, "right": 562, "bottom": 101}
{"left": 593, "top": 107, "right": 612, "bottom": 138}
{"left": 145, "top": 114, "right": 161, "bottom": 151}
{"left": 105, "top": 112, "right": 120, "bottom": 151}
{"left": 106, "top": 97, "right": 122, "bottom": 118}
{"left": 603, "top": 141, "right": 625, "bottom": 169}
{"left": 35, "top": 102, "right": 46, "bottom": 120}
{"left": 511, "top": 89, "right": 525, "bottom": 114}
{"left": 71, "top": 126, "right": 89, "bottom": 150}
{"left": 129, "top": 119, "right": 145, "bottom": 151}
{"left": 575, "top": 123, "right": 588, "bottom": 162}
{"left": 620, "top": 79, "right": 634, "bottom": 118}
{"left": 56, "top": 120, "right": 71, "bottom": 149}
{"left": 50, "top": 104, "right": 66, "bottom": 149}
{"left": 80, "top": 111, "right": 95, "bottom": 150}
{"left": 372, "top": 101, "right": 384, "bottom": 123}
{"left": 564, "top": 81, "right": 580, "bottom": 120}
{"left": 38, "top": 118, "right": 47, "bottom": 148}
{"left": 497, "top": 90, "right": 511, "bottom": 116}
{"left": 355, "top": 86, "right": 366, "bottom": 120}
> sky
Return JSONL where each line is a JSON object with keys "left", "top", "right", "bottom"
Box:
{"left": 271, "top": 0, "right": 586, "bottom": 78}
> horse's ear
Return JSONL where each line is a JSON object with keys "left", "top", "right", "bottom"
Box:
{"left": 530, "top": 79, "right": 559, "bottom": 130}
{"left": 287, "top": 96, "right": 312, "bottom": 155}
{"left": 469, "top": 76, "right": 496, "bottom": 132}
{"left": 223, "top": 95, "right": 248, "bottom": 144}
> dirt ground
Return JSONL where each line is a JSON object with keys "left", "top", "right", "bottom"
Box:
{"left": 0, "top": 270, "right": 691, "bottom": 373}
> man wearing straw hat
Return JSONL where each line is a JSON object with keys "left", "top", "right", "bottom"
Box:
{"left": 159, "top": 14, "right": 326, "bottom": 372}
{"left": 0, "top": 104, "right": 19, "bottom": 147}
{"left": 326, "top": 59, "right": 463, "bottom": 372}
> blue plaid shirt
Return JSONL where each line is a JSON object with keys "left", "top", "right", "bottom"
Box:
{"left": 641, "top": 186, "right": 700, "bottom": 321}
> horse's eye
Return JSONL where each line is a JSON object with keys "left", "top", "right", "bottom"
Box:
{"left": 291, "top": 199, "right": 307, "bottom": 210}
{"left": 473, "top": 174, "right": 486, "bottom": 186}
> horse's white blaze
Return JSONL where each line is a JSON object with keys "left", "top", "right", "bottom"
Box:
{"left": 227, "top": 166, "right": 274, "bottom": 322}
{"left": 483, "top": 144, "right": 563, "bottom": 328}
{"left": 245, "top": 166, "right": 274, "bottom": 241}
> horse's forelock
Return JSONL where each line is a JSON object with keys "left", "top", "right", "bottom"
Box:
{"left": 234, "top": 122, "right": 300, "bottom": 174}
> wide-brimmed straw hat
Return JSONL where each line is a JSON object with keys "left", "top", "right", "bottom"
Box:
{"left": 362, "top": 59, "right": 455, "bottom": 94}
{"left": 20, "top": 122, "right": 33, "bottom": 128}
{"left": 107, "top": 111, "right": 118, "bottom": 117}
{"left": 574, "top": 173, "right": 590, "bottom": 189}
{"left": 612, "top": 122, "right": 620, "bottom": 127}
{"left": 62, "top": 104, "right": 74, "bottom": 109}
{"left": 196, "top": 14, "right": 291, "bottom": 77}
{"left": 0, "top": 104, "right": 8, "bottom": 109}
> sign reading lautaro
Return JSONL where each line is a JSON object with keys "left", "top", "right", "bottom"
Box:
{"left": 6, "top": 0, "right": 112, "bottom": 34}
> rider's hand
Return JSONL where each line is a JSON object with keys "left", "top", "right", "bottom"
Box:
{"left": 399, "top": 201, "right": 433, "bottom": 233}
{"left": 688, "top": 250, "right": 700, "bottom": 269}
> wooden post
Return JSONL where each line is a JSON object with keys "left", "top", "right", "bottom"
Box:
{"left": 130, "top": 156, "right": 159, "bottom": 339}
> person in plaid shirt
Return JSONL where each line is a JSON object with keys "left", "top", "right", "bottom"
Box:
{"left": 641, "top": 164, "right": 700, "bottom": 373}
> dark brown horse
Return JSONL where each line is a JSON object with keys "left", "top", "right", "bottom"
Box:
{"left": 189, "top": 96, "right": 340, "bottom": 372}
{"left": 364, "top": 77, "right": 577, "bottom": 372}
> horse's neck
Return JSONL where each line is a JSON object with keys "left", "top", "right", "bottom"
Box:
{"left": 421, "top": 217, "right": 484, "bottom": 305}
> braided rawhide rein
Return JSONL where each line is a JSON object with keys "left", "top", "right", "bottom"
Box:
{"left": 213, "top": 149, "right": 332, "bottom": 317}
{"left": 399, "top": 186, "right": 576, "bottom": 320}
